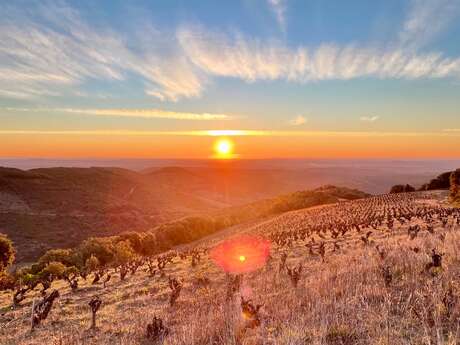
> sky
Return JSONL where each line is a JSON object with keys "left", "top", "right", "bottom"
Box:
{"left": 0, "top": 0, "right": 460, "bottom": 159}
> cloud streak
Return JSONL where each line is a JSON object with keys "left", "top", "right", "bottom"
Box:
{"left": 1, "top": 129, "right": 459, "bottom": 137}
{"left": 4, "top": 107, "right": 230, "bottom": 120}
{"left": 360, "top": 116, "right": 380, "bottom": 122}
{"left": 267, "top": 0, "right": 287, "bottom": 31}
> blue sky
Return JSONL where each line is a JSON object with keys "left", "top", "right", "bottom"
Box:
{"left": 0, "top": 0, "right": 460, "bottom": 158}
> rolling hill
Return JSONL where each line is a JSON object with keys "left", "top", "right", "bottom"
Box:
{"left": 0, "top": 167, "right": 224, "bottom": 262}
{"left": 0, "top": 162, "right": 454, "bottom": 263}
{"left": 0, "top": 163, "right": 368, "bottom": 262}
{"left": 1, "top": 190, "right": 459, "bottom": 345}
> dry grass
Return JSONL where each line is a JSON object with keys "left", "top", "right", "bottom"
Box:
{"left": 1, "top": 192, "right": 459, "bottom": 345}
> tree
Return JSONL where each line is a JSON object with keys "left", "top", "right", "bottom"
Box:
{"left": 450, "top": 169, "right": 460, "bottom": 202}
{"left": 0, "top": 233, "right": 15, "bottom": 273}
{"left": 42, "top": 261, "right": 66, "bottom": 279}
{"left": 113, "top": 241, "right": 135, "bottom": 281}
{"left": 390, "top": 184, "right": 415, "bottom": 194}
{"left": 0, "top": 271, "right": 15, "bottom": 291}
{"left": 390, "top": 185, "right": 404, "bottom": 194}
{"left": 405, "top": 184, "right": 415, "bottom": 192}
{"left": 79, "top": 237, "right": 114, "bottom": 266}
{"left": 419, "top": 172, "right": 452, "bottom": 191}
{"left": 118, "top": 232, "right": 143, "bottom": 254}
{"left": 85, "top": 255, "right": 100, "bottom": 272}
{"left": 140, "top": 233, "right": 158, "bottom": 256}
{"left": 114, "top": 241, "right": 134, "bottom": 266}
{"left": 34, "top": 262, "right": 65, "bottom": 293}
{"left": 38, "top": 249, "right": 76, "bottom": 267}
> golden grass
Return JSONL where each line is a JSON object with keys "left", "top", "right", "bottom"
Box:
{"left": 1, "top": 193, "right": 459, "bottom": 345}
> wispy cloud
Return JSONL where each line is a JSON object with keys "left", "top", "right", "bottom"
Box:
{"left": 4, "top": 108, "right": 230, "bottom": 121}
{"left": 177, "top": 26, "right": 460, "bottom": 83}
{"left": 267, "top": 0, "right": 287, "bottom": 32}
{"left": 399, "top": 0, "right": 460, "bottom": 49}
{"left": 1, "top": 1, "right": 460, "bottom": 103}
{"left": 289, "top": 115, "right": 307, "bottom": 126}
{"left": 360, "top": 116, "right": 380, "bottom": 122}
{"left": 0, "top": 88, "right": 58, "bottom": 99}
{"left": 1, "top": 129, "right": 459, "bottom": 137}
{"left": 0, "top": 2, "right": 204, "bottom": 101}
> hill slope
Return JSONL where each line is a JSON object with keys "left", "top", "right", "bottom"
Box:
{"left": 1, "top": 190, "right": 459, "bottom": 345}
{"left": 147, "top": 185, "right": 370, "bottom": 253}
{"left": 0, "top": 167, "right": 222, "bottom": 261}
{"left": 0, "top": 164, "right": 368, "bottom": 262}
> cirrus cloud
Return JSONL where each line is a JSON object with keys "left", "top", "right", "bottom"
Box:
{"left": 0, "top": 2, "right": 205, "bottom": 102}
{"left": 1, "top": 0, "right": 460, "bottom": 104}
{"left": 177, "top": 25, "right": 460, "bottom": 83}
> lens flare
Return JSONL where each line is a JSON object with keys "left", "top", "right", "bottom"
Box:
{"left": 210, "top": 235, "right": 271, "bottom": 274}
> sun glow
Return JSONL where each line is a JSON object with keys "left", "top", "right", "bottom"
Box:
{"left": 210, "top": 235, "right": 271, "bottom": 274}
{"left": 213, "top": 137, "right": 234, "bottom": 158}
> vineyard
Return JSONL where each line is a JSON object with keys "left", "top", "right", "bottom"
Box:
{"left": 1, "top": 190, "right": 460, "bottom": 345}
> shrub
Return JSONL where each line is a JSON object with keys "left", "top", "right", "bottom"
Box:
{"left": 0, "top": 271, "right": 15, "bottom": 290}
{"left": 0, "top": 233, "right": 15, "bottom": 273}
{"left": 38, "top": 249, "right": 76, "bottom": 267}
{"left": 79, "top": 237, "right": 115, "bottom": 266}
{"left": 42, "top": 261, "right": 66, "bottom": 279}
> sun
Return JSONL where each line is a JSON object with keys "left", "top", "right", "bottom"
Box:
{"left": 239, "top": 255, "right": 246, "bottom": 262}
{"left": 214, "top": 138, "right": 234, "bottom": 158}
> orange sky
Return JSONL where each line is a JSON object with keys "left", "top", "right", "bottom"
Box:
{"left": 1, "top": 132, "right": 460, "bottom": 159}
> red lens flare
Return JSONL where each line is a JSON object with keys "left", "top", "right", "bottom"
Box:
{"left": 210, "top": 235, "right": 271, "bottom": 274}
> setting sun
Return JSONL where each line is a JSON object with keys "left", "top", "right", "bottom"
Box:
{"left": 214, "top": 138, "right": 234, "bottom": 158}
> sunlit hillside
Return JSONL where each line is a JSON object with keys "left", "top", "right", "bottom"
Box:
{"left": 1, "top": 190, "right": 459, "bottom": 345}
{"left": 1, "top": 161, "right": 450, "bottom": 262}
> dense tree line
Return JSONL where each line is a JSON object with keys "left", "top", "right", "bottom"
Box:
{"left": 389, "top": 169, "right": 460, "bottom": 195}
{"left": 390, "top": 184, "right": 416, "bottom": 194}
{"left": 0, "top": 231, "right": 160, "bottom": 304}
{"left": 154, "top": 188, "right": 364, "bottom": 248}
